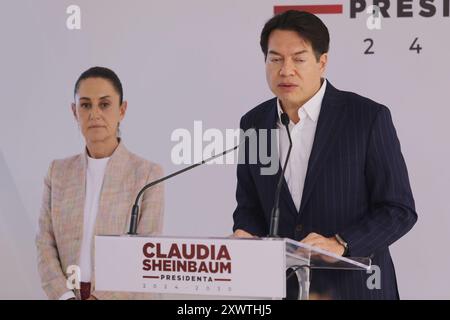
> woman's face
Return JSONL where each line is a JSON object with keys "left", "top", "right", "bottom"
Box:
{"left": 72, "top": 77, "right": 127, "bottom": 145}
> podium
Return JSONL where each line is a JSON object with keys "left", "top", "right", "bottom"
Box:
{"left": 95, "top": 235, "right": 371, "bottom": 300}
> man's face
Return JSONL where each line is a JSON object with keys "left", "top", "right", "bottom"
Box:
{"left": 72, "top": 77, "right": 126, "bottom": 145}
{"left": 265, "top": 29, "right": 327, "bottom": 109}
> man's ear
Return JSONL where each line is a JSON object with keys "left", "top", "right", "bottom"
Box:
{"left": 71, "top": 103, "right": 78, "bottom": 121}
{"left": 119, "top": 101, "right": 128, "bottom": 121}
{"left": 319, "top": 53, "right": 328, "bottom": 73}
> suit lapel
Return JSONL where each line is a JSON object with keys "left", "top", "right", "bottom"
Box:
{"left": 256, "top": 99, "right": 298, "bottom": 219}
{"left": 299, "top": 82, "right": 348, "bottom": 216}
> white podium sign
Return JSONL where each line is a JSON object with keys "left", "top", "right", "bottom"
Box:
{"left": 95, "top": 235, "right": 286, "bottom": 298}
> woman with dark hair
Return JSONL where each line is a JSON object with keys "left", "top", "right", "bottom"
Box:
{"left": 36, "top": 67, "right": 164, "bottom": 300}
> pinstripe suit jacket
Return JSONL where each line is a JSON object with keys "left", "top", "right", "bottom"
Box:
{"left": 233, "top": 81, "right": 417, "bottom": 299}
{"left": 36, "top": 141, "right": 164, "bottom": 300}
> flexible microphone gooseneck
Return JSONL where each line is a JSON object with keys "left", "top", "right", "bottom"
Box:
{"left": 268, "top": 113, "right": 292, "bottom": 237}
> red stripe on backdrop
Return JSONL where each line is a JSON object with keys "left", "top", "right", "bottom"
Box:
{"left": 274, "top": 5, "right": 343, "bottom": 15}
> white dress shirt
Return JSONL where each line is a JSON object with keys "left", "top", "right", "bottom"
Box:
{"left": 277, "top": 79, "right": 327, "bottom": 212}
{"left": 59, "top": 154, "right": 110, "bottom": 300}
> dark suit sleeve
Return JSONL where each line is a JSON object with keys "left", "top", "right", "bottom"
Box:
{"left": 232, "top": 117, "right": 268, "bottom": 236}
{"left": 339, "top": 106, "right": 418, "bottom": 257}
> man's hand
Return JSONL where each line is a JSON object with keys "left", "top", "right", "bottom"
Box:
{"left": 86, "top": 295, "right": 97, "bottom": 300}
{"left": 232, "top": 229, "right": 255, "bottom": 238}
{"left": 300, "top": 232, "right": 345, "bottom": 256}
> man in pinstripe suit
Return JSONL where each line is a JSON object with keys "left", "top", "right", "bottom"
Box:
{"left": 232, "top": 11, "right": 417, "bottom": 299}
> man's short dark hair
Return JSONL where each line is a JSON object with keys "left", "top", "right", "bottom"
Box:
{"left": 260, "top": 10, "right": 330, "bottom": 61}
{"left": 74, "top": 66, "right": 124, "bottom": 104}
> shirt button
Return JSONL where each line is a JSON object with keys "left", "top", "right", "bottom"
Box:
{"left": 295, "top": 224, "right": 303, "bottom": 233}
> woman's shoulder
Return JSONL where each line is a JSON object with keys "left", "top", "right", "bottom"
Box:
{"left": 50, "top": 153, "right": 84, "bottom": 171}
{"left": 122, "top": 147, "right": 164, "bottom": 178}
{"left": 43, "top": 153, "right": 84, "bottom": 184}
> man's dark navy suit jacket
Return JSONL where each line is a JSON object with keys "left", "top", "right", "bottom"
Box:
{"left": 233, "top": 81, "right": 417, "bottom": 299}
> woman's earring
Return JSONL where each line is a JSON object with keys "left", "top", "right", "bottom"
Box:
{"left": 117, "top": 122, "right": 121, "bottom": 138}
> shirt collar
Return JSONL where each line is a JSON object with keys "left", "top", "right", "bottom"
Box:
{"left": 277, "top": 78, "right": 327, "bottom": 124}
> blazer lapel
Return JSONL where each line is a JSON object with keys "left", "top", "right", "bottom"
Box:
{"left": 91, "top": 142, "right": 130, "bottom": 288}
{"left": 69, "top": 152, "right": 86, "bottom": 267}
{"left": 299, "top": 82, "right": 348, "bottom": 216}
{"left": 94, "top": 141, "right": 129, "bottom": 236}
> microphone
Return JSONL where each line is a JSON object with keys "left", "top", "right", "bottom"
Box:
{"left": 128, "top": 128, "right": 256, "bottom": 235}
{"left": 268, "top": 113, "right": 292, "bottom": 237}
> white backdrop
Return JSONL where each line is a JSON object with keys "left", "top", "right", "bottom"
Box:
{"left": 0, "top": 0, "right": 449, "bottom": 299}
